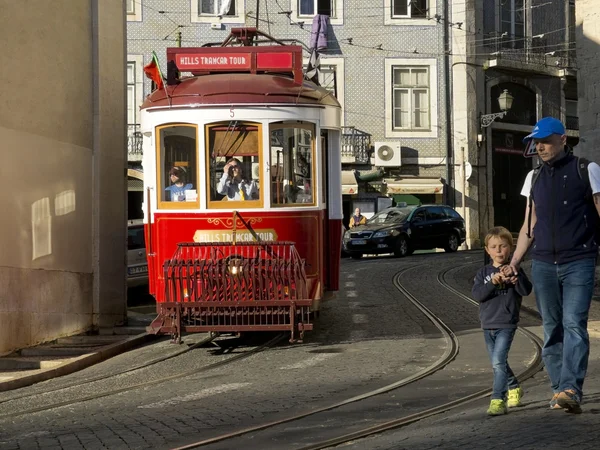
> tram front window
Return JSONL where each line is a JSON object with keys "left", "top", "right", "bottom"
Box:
{"left": 157, "top": 124, "right": 198, "bottom": 206}
{"left": 270, "top": 124, "right": 315, "bottom": 206}
{"left": 207, "top": 122, "right": 262, "bottom": 207}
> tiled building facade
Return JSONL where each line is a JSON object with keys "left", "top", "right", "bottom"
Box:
{"left": 126, "top": 1, "right": 581, "bottom": 247}
{"left": 127, "top": 0, "right": 452, "bottom": 225}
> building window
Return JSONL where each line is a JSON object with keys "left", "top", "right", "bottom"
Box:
{"left": 385, "top": 58, "right": 438, "bottom": 138}
{"left": 499, "top": 0, "right": 525, "bottom": 46}
{"left": 392, "top": 67, "right": 430, "bottom": 130}
{"left": 200, "top": 0, "right": 235, "bottom": 16}
{"left": 384, "top": 0, "right": 435, "bottom": 25}
{"left": 566, "top": 99, "right": 579, "bottom": 130}
{"left": 127, "top": 56, "right": 144, "bottom": 159}
{"left": 191, "top": 0, "right": 243, "bottom": 23}
{"left": 568, "top": 0, "right": 576, "bottom": 49}
{"left": 157, "top": 124, "right": 199, "bottom": 208}
{"left": 392, "top": 0, "right": 428, "bottom": 18}
{"left": 292, "top": 0, "right": 343, "bottom": 25}
{"left": 270, "top": 123, "right": 315, "bottom": 206}
{"left": 298, "top": 0, "right": 335, "bottom": 17}
{"left": 127, "top": 0, "right": 142, "bottom": 21}
{"left": 303, "top": 57, "right": 345, "bottom": 124}
{"left": 206, "top": 122, "right": 262, "bottom": 208}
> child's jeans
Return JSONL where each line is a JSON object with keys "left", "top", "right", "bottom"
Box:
{"left": 483, "top": 328, "right": 519, "bottom": 400}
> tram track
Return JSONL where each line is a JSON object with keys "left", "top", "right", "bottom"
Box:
{"left": 0, "top": 333, "right": 286, "bottom": 420}
{"left": 0, "top": 333, "right": 216, "bottom": 405}
{"left": 169, "top": 260, "right": 544, "bottom": 450}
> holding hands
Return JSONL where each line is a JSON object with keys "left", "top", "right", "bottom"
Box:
{"left": 491, "top": 265, "right": 518, "bottom": 285}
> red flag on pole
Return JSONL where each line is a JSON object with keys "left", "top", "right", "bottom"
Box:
{"left": 143, "top": 51, "right": 164, "bottom": 91}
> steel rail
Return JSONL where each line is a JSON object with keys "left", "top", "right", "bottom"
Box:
{"left": 170, "top": 264, "right": 461, "bottom": 450}
{"left": 293, "top": 264, "right": 544, "bottom": 450}
{"left": 0, "top": 334, "right": 217, "bottom": 405}
{"left": 0, "top": 333, "right": 286, "bottom": 420}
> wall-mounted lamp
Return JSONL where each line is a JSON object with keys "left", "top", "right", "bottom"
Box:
{"left": 480, "top": 89, "right": 514, "bottom": 129}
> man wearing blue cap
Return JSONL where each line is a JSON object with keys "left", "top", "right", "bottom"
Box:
{"left": 508, "top": 117, "right": 600, "bottom": 413}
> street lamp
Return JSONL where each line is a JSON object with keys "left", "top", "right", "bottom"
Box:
{"left": 480, "top": 89, "right": 514, "bottom": 128}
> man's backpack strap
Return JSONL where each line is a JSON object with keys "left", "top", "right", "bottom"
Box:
{"left": 527, "top": 166, "right": 542, "bottom": 238}
{"left": 577, "top": 157, "right": 592, "bottom": 200}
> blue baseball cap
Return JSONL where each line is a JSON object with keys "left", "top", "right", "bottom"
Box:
{"left": 522, "top": 117, "right": 566, "bottom": 143}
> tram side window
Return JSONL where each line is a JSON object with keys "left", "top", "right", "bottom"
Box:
{"left": 157, "top": 125, "right": 198, "bottom": 204}
{"left": 270, "top": 124, "right": 315, "bottom": 206}
{"left": 207, "top": 122, "right": 261, "bottom": 205}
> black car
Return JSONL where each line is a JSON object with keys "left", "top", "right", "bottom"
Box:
{"left": 343, "top": 204, "right": 466, "bottom": 259}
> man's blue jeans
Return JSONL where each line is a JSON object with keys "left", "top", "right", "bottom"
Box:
{"left": 483, "top": 328, "right": 519, "bottom": 400}
{"left": 531, "top": 257, "right": 596, "bottom": 400}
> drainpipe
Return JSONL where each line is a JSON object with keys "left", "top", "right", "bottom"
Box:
{"left": 443, "top": 2, "right": 454, "bottom": 207}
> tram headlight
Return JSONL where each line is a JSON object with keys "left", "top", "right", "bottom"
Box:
{"left": 228, "top": 257, "right": 244, "bottom": 276}
{"left": 344, "top": 230, "right": 351, "bottom": 239}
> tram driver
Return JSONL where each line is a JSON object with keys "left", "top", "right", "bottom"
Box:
{"left": 217, "top": 158, "right": 259, "bottom": 201}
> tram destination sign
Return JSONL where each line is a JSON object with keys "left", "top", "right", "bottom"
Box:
{"left": 174, "top": 51, "right": 295, "bottom": 72}
{"left": 193, "top": 229, "right": 278, "bottom": 243}
{"left": 176, "top": 53, "right": 252, "bottom": 71}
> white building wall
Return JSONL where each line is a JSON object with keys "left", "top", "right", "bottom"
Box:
{"left": 0, "top": 0, "right": 126, "bottom": 354}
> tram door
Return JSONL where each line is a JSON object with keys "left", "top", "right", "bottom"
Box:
{"left": 321, "top": 131, "right": 329, "bottom": 289}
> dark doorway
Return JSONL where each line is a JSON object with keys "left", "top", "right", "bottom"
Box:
{"left": 492, "top": 131, "right": 533, "bottom": 232}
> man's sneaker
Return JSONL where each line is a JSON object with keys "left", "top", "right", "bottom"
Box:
{"left": 549, "top": 393, "right": 562, "bottom": 410}
{"left": 507, "top": 387, "right": 523, "bottom": 407}
{"left": 487, "top": 399, "right": 508, "bottom": 416}
{"left": 557, "top": 389, "right": 582, "bottom": 414}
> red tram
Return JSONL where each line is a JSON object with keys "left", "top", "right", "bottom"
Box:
{"left": 141, "top": 29, "right": 343, "bottom": 342}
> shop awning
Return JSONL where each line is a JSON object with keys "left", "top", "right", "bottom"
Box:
{"left": 341, "top": 170, "right": 358, "bottom": 195}
{"left": 383, "top": 178, "right": 444, "bottom": 195}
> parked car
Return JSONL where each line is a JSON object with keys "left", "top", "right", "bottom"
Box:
{"left": 127, "top": 220, "right": 148, "bottom": 287}
{"left": 343, "top": 204, "right": 466, "bottom": 259}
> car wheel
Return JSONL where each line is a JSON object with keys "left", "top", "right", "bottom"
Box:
{"left": 351, "top": 253, "right": 363, "bottom": 260}
{"left": 394, "top": 236, "right": 410, "bottom": 257}
{"left": 444, "top": 233, "right": 459, "bottom": 252}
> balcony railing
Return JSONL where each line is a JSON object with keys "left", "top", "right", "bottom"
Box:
{"left": 483, "top": 33, "right": 551, "bottom": 68}
{"left": 566, "top": 115, "right": 579, "bottom": 131}
{"left": 128, "top": 123, "right": 143, "bottom": 160}
{"left": 341, "top": 127, "right": 371, "bottom": 164}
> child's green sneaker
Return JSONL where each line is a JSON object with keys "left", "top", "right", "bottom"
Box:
{"left": 507, "top": 386, "right": 523, "bottom": 407}
{"left": 487, "top": 399, "right": 508, "bottom": 416}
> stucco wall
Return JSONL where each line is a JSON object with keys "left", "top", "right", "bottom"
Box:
{"left": 576, "top": 0, "right": 600, "bottom": 159}
{"left": 0, "top": 0, "right": 126, "bottom": 354}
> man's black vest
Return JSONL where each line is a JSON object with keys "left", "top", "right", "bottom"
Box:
{"left": 530, "top": 153, "right": 598, "bottom": 264}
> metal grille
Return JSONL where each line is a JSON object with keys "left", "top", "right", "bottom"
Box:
{"left": 152, "top": 241, "right": 313, "bottom": 342}
{"left": 164, "top": 242, "right": 308, "bottom": 303}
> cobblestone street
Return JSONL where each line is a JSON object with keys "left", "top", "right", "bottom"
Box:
{"left": 2, "top": 251, "right": 600, "bottom": 449}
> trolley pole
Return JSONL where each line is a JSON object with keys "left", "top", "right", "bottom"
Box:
{"left": 176, "top": 30, "right": 182, "bottom": 48}
{"left": 255, "top": 0, "right": 260, "bottom": 31}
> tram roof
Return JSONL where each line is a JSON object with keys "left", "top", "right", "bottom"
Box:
{"left": 140, "top": 73, "right": 341, "bottom": 110}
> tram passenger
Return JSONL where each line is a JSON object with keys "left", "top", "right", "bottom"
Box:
{"left": 217, "top": 158, "right": 259, "bottom": 201}
{"left": 165, "top": 166, "right": 193, "bottom": 202}
{"left": 472, "top": 226, "right": 532, "bottom": 416}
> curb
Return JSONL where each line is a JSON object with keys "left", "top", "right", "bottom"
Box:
{"left": 0, "top": 332, "right": 153, "bottom": 393}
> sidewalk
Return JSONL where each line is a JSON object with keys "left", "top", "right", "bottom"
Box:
{"left": 0, "top": 307, "right": 155, "bottom": 392}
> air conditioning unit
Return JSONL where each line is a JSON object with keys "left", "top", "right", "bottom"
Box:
{"left": 374, "top": 142, "right": 402, "bottom": 167}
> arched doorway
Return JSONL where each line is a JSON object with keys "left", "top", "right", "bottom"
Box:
{"left": 490, "top": 82, "right": 537, "bottom": 232}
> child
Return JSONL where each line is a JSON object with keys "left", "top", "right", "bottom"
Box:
{"left": 472, "top": 226, "right": 532, "bottom": 416}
